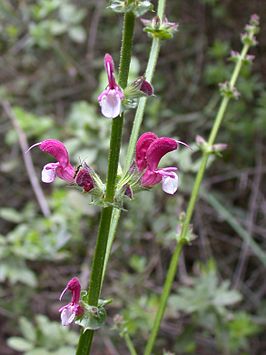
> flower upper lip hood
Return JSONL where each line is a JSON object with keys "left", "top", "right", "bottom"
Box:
{"left": 40, "top": 139, "right": 71, "bottom": 168}
{"left": 60, "top": 277, "right": 81, "bottom": 304}
{"left": 136, "top": 132, "right": 178, "bottom": 173}
{"left": 98, "top": 53, "right": 124, "bottom": 119}
{"left": 136, "top": 132, "right": 183, "bottom": 194}
{"left": 104, "top": 53, "right": 117, "bottom": 90}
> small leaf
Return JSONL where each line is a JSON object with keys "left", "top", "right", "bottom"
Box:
{"left": 7, "top": 337, "right": 33, "bottom": 351}
{"left": 19, "top": 317, "right": 37, "bottom": 343}
{"left": 98, "top": 298, "right": 112, "bottom": 307}
{"left": 0, "top": 208, "right": 23, "bottom": 223}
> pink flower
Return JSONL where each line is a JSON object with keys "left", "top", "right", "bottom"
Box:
{"left": 136, "top": 132, "right": 184, "bottom": 194}
{"left": 98, "top": 54, "right": 124, "bottom": 119}
{"left": 28, "top": 139, "right": 94, "bottom": 192}
{"left": 29, "top": 139, "right": 75, "bottom": 183}
{"left": 59, "top": 277, "right": 83, "bottom": 326}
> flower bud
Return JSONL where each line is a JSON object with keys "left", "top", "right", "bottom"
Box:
{"left": 124, "top": 76, "right": 154, "bottom": 99}
{"left": 219, "top": 81, "right": 240, "bottom": 100}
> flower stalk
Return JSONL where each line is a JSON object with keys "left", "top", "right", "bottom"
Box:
{"left": 76, "top": 10, "right": 135, "bottom": 355}
{"left": 102, "top": 0, "right": 168, "bottom": 286}
{"left": 144, "top": 19, "right": 259, "bottom": 355}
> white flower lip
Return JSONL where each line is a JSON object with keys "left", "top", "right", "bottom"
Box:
{"left": 100, "top": 91, "right": 121, "bottom": 119}
{"left": 161, "top": 173, "right": 179, "bottom": 194}
{"left": 41, "top": 163, "right": 58, "bottom": 183}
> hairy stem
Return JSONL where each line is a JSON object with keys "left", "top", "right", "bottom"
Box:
{"left": 124, "top": 38, "right": 160, "bottom": 171}
{"left": 76, "top": 11, "right": 135, "bottom": 355}
{"left": 144, "top": 40, "right": 253, "bottom": 355}
{"left": 102, "top": 0, "right": 167, "bottom": 286}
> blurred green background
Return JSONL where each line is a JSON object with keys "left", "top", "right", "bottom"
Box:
{"left": 0, "top": 0, "right": 265, "bottom": 354}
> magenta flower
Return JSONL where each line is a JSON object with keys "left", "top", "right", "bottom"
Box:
{"left": 136, "top": 132, "right": 181, "bottom": 194}
{"left": 98, "top": 53, "right": 124, "bottom": 119}
{"left": 29, "top": 139, "right": 94, "bottom": 192}
{"left": 59, "top": 277, "right": 83, "bottom": 326}
{"left": 29, "top": 139, "right": 75, "bottom": 183}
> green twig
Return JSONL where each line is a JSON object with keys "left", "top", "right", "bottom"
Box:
{"left": 144, "top": 36, "right": 256, "bottom": 355}
{"left": 76, "top": 11, "right": 135, "bottom": 355}
{"left": 124, "top": 332, "right": 138, "bottom": 355}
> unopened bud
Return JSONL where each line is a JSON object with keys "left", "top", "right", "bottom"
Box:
{"left": 114, "top": 314, "right": 124, "bottom": 325}
{"left": 250, "top": 14, "right": 259, "bottom": 27}
{"left": 212, "top": 143, "right": 228, "bottom": 152}
{"left": 125, "top": 185, "right": 133, "bottom": 199}
{"left": 124, "top": 76, "right": 154, "bottom": 99}
{"left": 196, "top": 135, "right": 206, "bottom": 146}
{"left": 229, "top": 50, "right": 240, "bottom": 62}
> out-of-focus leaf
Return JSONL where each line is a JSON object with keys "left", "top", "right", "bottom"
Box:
{"left": 0, "top": 208, "right": 23, "bottom": 223}
{"left": 68, "top": 26, "right": 86, "bottom": 43}
{"left": 7, "top": 337, "right": 33, "bottom": 352}
{"left": 19, "top": 317, "right": 37, "bottom": 343}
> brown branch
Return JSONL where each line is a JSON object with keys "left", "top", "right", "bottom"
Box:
{"left": 1, "top": 100, "right": 51, "bottom": 217}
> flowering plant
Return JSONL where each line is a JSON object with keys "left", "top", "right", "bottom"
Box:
{"left": 23, "top": 3, "right": 260, "bottom": 355}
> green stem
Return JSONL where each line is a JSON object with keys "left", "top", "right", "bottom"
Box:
{"left": 144, "top": 42, "right": 252, "bottom": 355}
{"left": 102, "top": 37, "right": 161, "bottom": 280}
{"left": 144, "top": 241, "right": 184, "bottom": 355}
{"left": 124, "top": 332, "right": 138, "bottom": 355}
{"left": 157, "top": 0, "right": 166, "bottom": 18}
{"left": 102, "top": 208, "right": 121, "bottom": 287}
{"left": 76, "top": 11, "right": 135, "bottom": 355}
{"left": 124, "top": 38, "right": 160, "bottom": 171}
{"left": 102, "top": 0, "right": 167, "bottom": 283}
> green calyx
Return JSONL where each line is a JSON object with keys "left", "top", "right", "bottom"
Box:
{"left": 123, "top": 76, "right": 154, "bottom": 111}
{"left": 219, "top": 81, "right": 240, "bottom": 100}
{"left": 108, "top": 0, "right": 153, "bottom": 17}
{"left": 142, "top": 16, "right": 179, "bottom": 40}
{"left": 75, "top": 293, "right": 112, "bottom": 331}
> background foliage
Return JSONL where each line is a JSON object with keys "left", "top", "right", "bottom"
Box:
{"left": 0, "top": 0, "right": 265, "bottom": 354}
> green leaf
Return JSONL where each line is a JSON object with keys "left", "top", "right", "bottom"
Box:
{"left": 19, "top": 317, "right": 37, "bottom": 343}
{"left": 50, "top": 347, "right": 77, "bottom": 355}
{"left": 27, "top": 348, "right": 52, "bottom": 355}
{"left": 0, "top": 208, "right": 23, "bottom": 223}
{"left": 213, "top": 286, "right": 242, "bottom": 307}
{"left": 7, "top": 337, "right": 33, "bottom": 351}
